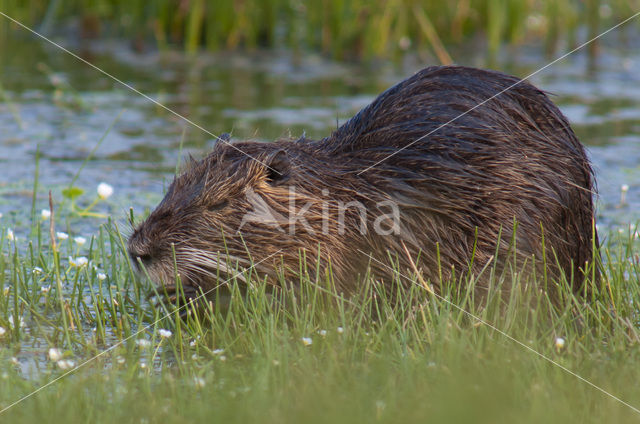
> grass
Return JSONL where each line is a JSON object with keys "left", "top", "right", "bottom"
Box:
{"left": 0, "top": 0, "right": 639, "bottom": 60}
{"left": 0, "top": 182, "right": 640, "bottom": 422}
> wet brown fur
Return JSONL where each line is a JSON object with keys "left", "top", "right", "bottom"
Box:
{"left": 128, "top": 65, "right": 598, "bottom": 298}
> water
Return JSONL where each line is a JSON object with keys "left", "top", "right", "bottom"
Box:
{"left": 0, "top": 35, "right": 639, "bottom": 240}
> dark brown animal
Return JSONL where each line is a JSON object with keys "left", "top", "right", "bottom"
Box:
{"left": 128, "top": 66, "right": 598, "bottom": 300}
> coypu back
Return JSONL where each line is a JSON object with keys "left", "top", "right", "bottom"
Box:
{"left": 129, "top": 65, "right": 598, "bottom": 300}
{"left": 318, "top": 66, "right": 598, "bottom": 292}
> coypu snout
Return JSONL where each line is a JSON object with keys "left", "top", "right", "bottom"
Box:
{"left": 129, "top": 65, "right": 599, "bottom": 300}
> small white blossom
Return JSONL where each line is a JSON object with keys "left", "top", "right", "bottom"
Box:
{"left": 97, "top": 182, "right": 114, "bottom": 200}
{"left": 318, "top": 329, "right": 327, "bottom": 337}
{"left": 74, "top": 236, "right": 86, "bottom": 246}
{"left": 158, "top": 329, "right": 172, "bottom": 338}
{"left": 56, "top": 232, "right": 69, "bottom": 240}
{"left": 555, "top": 337, "right": 566, "bottom": 350}
{"left": 6, "top": 229, "right": 15, "bottom": 241}
{"left": 301, "top": 337, "right": 313, "bottom": 346}
{"left": 0, "top": 327, "right": 6, "bottom": 337}
{"left": 599, "top": 4, "right": 612, "bottom": 18}
{"left": 69, "top": 256, "right": 88, "bottom": 267}
{"left": 136, "top": 339, "right": 151, "bottom": 348}
{"left": 189, "top": 340, "right": 197, "bottom": 347}
{"left": 212, "top": 349, "right": 224, "bottom": 355}
{"left": 49, "top": 74, "right": 64, "bottom": 86}
{"left": 0, "top": 213, "right": 3, "bottom": 219}
{"left": 219, "top": 355, "right": 227, "bottom": 362}
{"left": 41, "top": 285, "right": 50, "bottom": 294}
{"left": 337, "top": 327, "right": 344, "bottom": 334}
{"left": 41, "top": 209, "right": 51, "bottom": 220}
{"left": 621, "top": 184, "right": 629, "bottom": 192}
{"left": 48, "top": 348, "right": 63, "bottom": 362}
{"left": 97, "top": 272, "right": 107, "bottom": 281}
{"left": 32, "top": 267, "right": 43, "bottom": 274}
{"left": 10, "top": 357, "right": 19, "bottom": 366}
{"left": 57, "top": 359, "right": 75, "bottom": 370}
{"left": 194, "top": 377, "right": 206, "bottom": 388}
{"left": 398, "top": 36, "right": 411, "bottom": 50}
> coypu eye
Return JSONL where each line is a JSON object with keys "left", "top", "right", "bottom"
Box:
{"left": 207, "top": 200, "right": 228, "bottom": 212}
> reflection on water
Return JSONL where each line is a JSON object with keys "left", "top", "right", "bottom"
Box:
{"left": 0, "top": 37, "right": 639, "bottom": 235}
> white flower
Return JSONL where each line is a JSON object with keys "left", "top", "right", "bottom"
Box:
{"left": 41, "top": 285, "right": 50, "bottom": 294}
{"left": 158, "top": 329, "right": 172, "bottom": 338}
{"left": 6, "top": 229, "right": 14, "bottom": 241}
{"left": 301, "top": 337, "right": 312, "bottom": 346}
{"left": 69, "top": 256, "right": 88, "bottom": 267}
{"left": 0, "top": 327, "right": 6, "bottom": 337}
{"left": 57, "top": 359, "right": 75, "bottom": 370}
{"left": 97, "top": 182, "right": 114, "bottom": 200}
{"left": 219, "top": 355, "right": 226, "bottom": 362}
{"left": 74, "top": 236, "right": 86, "bottom": 246}
{"left": 10, "top": 357, "right": 19, "bottom": 366}
{"left": 41, "top": 209, "right": 51, "bottom": 220}
{"left": 621, "top": 184, "right": 629, "bottom": 192}
{"left": 318, "top": 329, "right": 327, "bottom": 337}
{"left": 398, "top": 36, "right": 411, "bottom": 50}
{"left": 337, "top": 327, "right": 344, "bottom": 334}
{"left": 555, "top": 337, "right": 566, "bottom": 350}
{"left": 32, "top": 267, "right": 43, "bottom": 274}
{"left": 189, "top": 340, "right": 197, "bottom": 347}
{"left": 48, "top": 348, "right": 63, "bottom": 362}
{"left": 212, "top": 349, "right": 224, "bottom": 355}
{"left": 194, "top": 377, "right": 206, "bottom": 388}
{"left": 56, "top": 232, "right": 69, "bottom": 240}
{"left": 97, "top": 273, "right": 107, "bottom": 281}
{"left": 136, "top": 339, "right": 151, "bottom": 348}
{"left": 599, "top": 4, "right": 612, "bottom": 18}
{"left": 0, "top": 213, "right": 3, "bottom": 219}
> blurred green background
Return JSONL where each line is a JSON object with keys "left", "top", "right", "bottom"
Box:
{"left": 1, "top": 0, "right": 638, "bottom": 62}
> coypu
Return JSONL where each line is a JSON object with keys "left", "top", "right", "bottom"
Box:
{"left": 128, "top": 65, "right": 598, "bottom": 301}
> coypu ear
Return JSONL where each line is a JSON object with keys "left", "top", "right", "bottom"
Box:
{"left": 265, "top": 149, "right": 291, "bottom": 185}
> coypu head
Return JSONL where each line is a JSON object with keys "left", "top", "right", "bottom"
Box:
{"left": 127, "top": 139, "right": 293, "bottom": 296}
{"left": 127, "top": 137, "right": 360, "bottom": 299}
